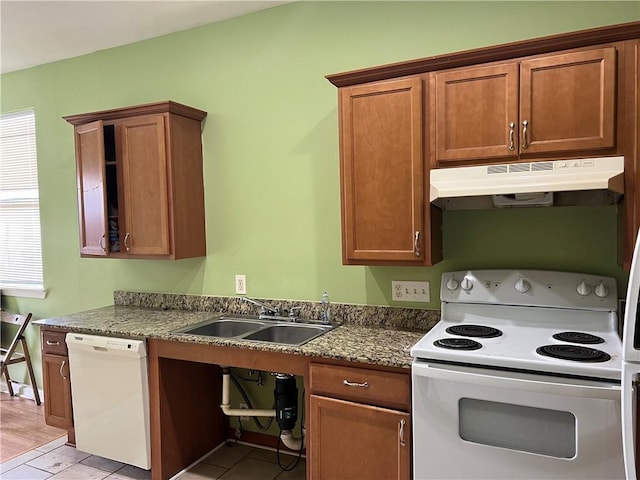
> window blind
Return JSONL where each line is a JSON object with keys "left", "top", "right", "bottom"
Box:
{"left": 0, "top": 109, "right": 44, "bottom": 295}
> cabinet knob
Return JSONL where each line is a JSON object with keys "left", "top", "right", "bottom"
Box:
{"left": 59, "top": 360, "right": 68, "bottom": 380}
{"left": 399, "top": 419, "right": 406, "bottom": 447}
{"left": 100, "top": 234, "right": 106, "bottom": 252}
{"left": 124, "top": 233, "right": 131, "bottom": 252}
{"left": 522, "top": 120, "right": 529, "bottom": 149}
{"left": 413, "top": 231, "right": 421, "bottom": 257}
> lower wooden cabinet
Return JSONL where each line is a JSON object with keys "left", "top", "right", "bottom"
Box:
{"left": 41, "top": 328, "right": 75, "bottom": 444}
{"left": 308, "top": 363, "right": 411, "bottom": 480}
{"left": 309, "top": 395, "right": 410, "bottom": 480}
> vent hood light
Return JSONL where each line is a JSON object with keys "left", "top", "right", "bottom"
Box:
{"left": 430, "top": 156, "right": 624, "bottom": 210}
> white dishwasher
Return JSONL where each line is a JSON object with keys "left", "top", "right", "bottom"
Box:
{"left": 66, "top": 333, "right": 150, "bottom": 469}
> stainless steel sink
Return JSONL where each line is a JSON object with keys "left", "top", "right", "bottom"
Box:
{"left": 243, "top": 324, "right": 332, "bottom": 346}
{"left": 172, "top": 315, "right": 336, "bottom": 346}
{"left": 178, "top": 318, "right": 265, "bottom": 337}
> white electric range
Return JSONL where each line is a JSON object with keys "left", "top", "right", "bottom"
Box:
{"left": 411, "top": 269, "right": 624, "bottom": 480}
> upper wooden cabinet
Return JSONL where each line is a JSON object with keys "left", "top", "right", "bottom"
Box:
{"left": 432, "top": 47, "right": 617, "bottom": 166}
{"left": 338, "top": 77, "right": 442, "bottom": 266}
{"left": 327, "top": 21, "right": 639, "bottom": 268}
{"left": 74, "top": 121, "right": 108, "bottom": 256}
{"left": 433, "top": 62, "right": 519, "bottom": 163}
{"left": 64, "top": 101, "right": 207, "bottom": 259}
{"left": 520, "top": 48, "right": 616, "bottom": 155}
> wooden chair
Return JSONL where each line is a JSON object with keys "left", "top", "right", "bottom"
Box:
{"left": 1, "top": 312, "right": 41, "bottom": 405}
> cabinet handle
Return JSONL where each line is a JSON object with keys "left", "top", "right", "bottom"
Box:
{"left": 46, "top": 340, "right": 60, "bottom": 346}
{"left": 508, "top": 122, "right": 515, "bottom": 151}
{"left": 413, "top": 231, "right": 421, "bottom": 257}
{"left": 60, "top": 360, "right": 67, "bottom": 380}
{"left": 343, "top": 379, "right": 369, "bottom": 388}
{"left": 399, "top": 419, "right": 406, "bottom": 447}
{"left": 124, "top": 233, "right": 131, "bottom": 252}
{"left": 100, "top": 234, "right": 106, "bottom": 252}
{"left": 522, "top": 120, "right": 529, "bottom": 149}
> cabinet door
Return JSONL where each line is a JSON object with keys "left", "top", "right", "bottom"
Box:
{"left": 310, "top": 395, "right": 410, "bottom": 480}
{"left": 75, "top": 121, "right": 108, "bottom": 256}
{"left": 340, "top": 77, "right": 430, "bottom": 265}
{"left": 117, "top": 115, "right": 170, "bottom": 256}
{"left": 42, "top": 353, "right": 73, "bottom": 430}
{"left": 434, "top": 63, "right": 519, "bottom": 164}
{"left": 519, "top": 47, "right": 616, "bottom": 155}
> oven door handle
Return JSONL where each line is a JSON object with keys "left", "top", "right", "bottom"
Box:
{"left": 413, "top": 362, "right": 620, "bottom": 399}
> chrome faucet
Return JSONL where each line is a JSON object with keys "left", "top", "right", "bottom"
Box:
{"left": 240, "top": 296, "right": 283, "bottom": 319}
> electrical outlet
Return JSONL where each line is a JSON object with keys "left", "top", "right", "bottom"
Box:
{"left": 392, "top": 281, "right": 430, "bottom": 302}
{"left": 239, "top": 402, "right": 250, "bottom": 421}
{"left": 235, "top": 275, "right": 247, "bottom": 294}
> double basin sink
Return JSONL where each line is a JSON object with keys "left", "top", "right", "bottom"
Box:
{"left": 172, "top": 314, "right": 336, "bottom": 346}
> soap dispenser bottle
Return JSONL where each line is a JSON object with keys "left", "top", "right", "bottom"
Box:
{"left": 320, "top": 291, "right": 331, "bottom": 324}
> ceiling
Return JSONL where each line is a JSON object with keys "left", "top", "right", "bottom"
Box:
{"left": 0, "top": 0, "right": 291, "bottom": 74}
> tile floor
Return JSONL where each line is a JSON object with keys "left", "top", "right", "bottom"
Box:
{"left": 0, "top": 437, "right": 306, "bottom": 480}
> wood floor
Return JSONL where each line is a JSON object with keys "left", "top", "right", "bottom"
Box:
{"left": 0, "top": 393, "right": 66, "bottom": 463}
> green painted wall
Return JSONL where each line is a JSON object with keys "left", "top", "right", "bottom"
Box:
{"left": 1, "top": 1, "right": 638, "bottom": 387}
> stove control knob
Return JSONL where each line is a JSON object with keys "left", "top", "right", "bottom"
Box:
{"left": 445, "top": 277, "right": 459, "bottom": 291}
{"left": 460, "top": 277, "right": 473, "bottom": 292}
{"left": 514, "top": 278, "right": 531, "bottom": 293}
{"left": 577, "top": 280, "right": 592, "bottom": 296}
{"left": 594, "top": 281, "right": 609, "bottom": 298}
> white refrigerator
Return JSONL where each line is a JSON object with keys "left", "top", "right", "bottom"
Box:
{"left": 623, "top": 231, "right": 640, "bottom": 480}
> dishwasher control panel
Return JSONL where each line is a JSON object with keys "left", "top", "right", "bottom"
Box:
{"left": 66, "top": 333, "right": 147, "bottom": 356}
{"left": 106, "top": 339, "right": 135, "bottom": 350}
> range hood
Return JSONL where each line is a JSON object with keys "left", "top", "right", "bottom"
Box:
{"left": 430, "top": 156, "right": 624, "bottom": 210}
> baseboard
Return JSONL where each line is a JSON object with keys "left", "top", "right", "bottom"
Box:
{"left": 0, "top": 379, "right": 44, "bottom": 403}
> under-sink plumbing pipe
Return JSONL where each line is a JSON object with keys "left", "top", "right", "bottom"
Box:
{"left": 280, "top": 428, "right": 305, "bottom": 451}
{"left": 274, "top": 373, "right": 305, "bottom": 451}
{"left": 220, "top": 367, "right": 305, "bottom": 451}
{"left": 220, "top": 368, "right": 276, "bottom": 418}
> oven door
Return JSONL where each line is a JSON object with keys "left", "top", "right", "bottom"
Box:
{"left": 412, "top": 361, "right": 624, "bottom": 480}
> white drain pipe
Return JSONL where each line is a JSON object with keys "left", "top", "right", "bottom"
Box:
{"left": 220, "top": 369, "right": 275, "bottom": 418}
{"left": 280, "top": 429, "right": 305, "bottom": 451}
{"left": 219, "top": 368, "right": 305, "bottom": 451}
